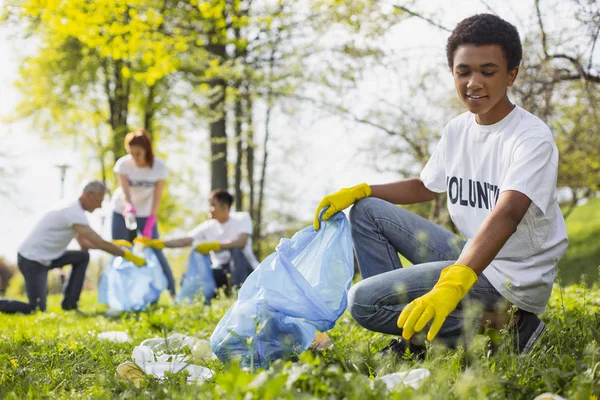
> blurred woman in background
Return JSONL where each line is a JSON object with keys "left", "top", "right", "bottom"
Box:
{"left": 111, "top": 128, "right": 175, "bottom": 297}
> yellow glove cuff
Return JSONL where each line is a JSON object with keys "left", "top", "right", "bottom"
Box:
{"left": 133, "top": 237, "right": 165, "bottom": 249}
{"left": 437, "top": 264, "right": 478, "bottom": 296}
{"left": 195, "top": 241, "right": 221, "bottom": 254}
{"left": 358, "top": 182, "right": 372, "bottom": 197}
{"left": 112, "top": 240, "right": 132, "bottom": 248}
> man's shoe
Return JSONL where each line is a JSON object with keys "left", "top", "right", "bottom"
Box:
{"left": 379, "top": 338, "right": 427, "bottom": 360}
{"left": 514, "top": 310, "right": 546, "bottom": 354}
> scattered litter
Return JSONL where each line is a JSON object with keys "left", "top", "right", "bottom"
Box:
{"left": 141, "top": 362, "right": 214, "bottom": 384}
{"left": 118, "top": 333, "right": 215, "bottom": 386}
{"left": 311, "top": 332, "right": 334, "bottom": 351}
{"left": 376, "top": 368, "right": 430, "bottom": 390}
{"left": 533, "top": 393, "right": 567, "bottom": 400}
{"left": 140, "top": 333, "right": 216, "bottom": 361}
{"left": 97, "top": 331, "right": 132, "bottom": 343}
{"left": 116, "top": 362, "right": 144, "bottom": 388}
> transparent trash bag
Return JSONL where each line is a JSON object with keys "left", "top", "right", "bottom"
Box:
{"left": 175, "top": 251, "right": 216, "bottom": 305}
{"left": 98, "top": 246, "right": 168, "bottom": 311}
{"left": 210, "top": 211, "right": 354, "bottom": 369}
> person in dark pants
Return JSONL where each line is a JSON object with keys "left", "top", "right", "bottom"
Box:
{"left": 137, "top": 189, "right": 260, "bottom": 296}
{"left": 0, "top": 181, "right": 146, "bottom": 314}
{"left": 110, "top": 128, "right": 176, "bottom": 297}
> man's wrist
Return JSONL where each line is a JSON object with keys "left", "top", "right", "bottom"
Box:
{"left": 441, "top": 264, "right": 478, "bottom": 293}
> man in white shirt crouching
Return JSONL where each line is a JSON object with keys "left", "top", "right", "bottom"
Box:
{"left": 136, "top": 189, "right": 260, "bottom": 296}
{"left": 0, "top": 181, "right": 146, "bottom": 314}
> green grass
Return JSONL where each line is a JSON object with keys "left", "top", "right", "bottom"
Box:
{"left": 559, "top": 197, "right": 600, "bottom": 286}
{"left": 1, "top": 286, "right": 600, "bottom": 399}
{"left": 1, "top": 199, "right": 599, "bottom": 399}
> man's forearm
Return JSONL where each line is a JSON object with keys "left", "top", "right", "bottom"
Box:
{"left": 96, "top": 240, "right": 126, "bottom": 257}
{"left": 219, "top": 238, "right": 247, "bottom": 250}
{"left": 370, "top": 178, "right": 437, "bottom": 205}
{"left": 77, "top": 236, "right": 96, "bottom": 250}
{"left": 456, "top": 212, "right": 518, "bottom": 275}
{"left": 150, "top": 181, "right": 164, "bottom": 216}
{"left": 164, "top": 237, "right": 193, "bottom": 248}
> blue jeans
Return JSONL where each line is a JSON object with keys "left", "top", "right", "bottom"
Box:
{"left": 347, "top": 198, "right": 507, "bottom": 345}
{"left": 111, "top": 212, "right": 176, "bottom": 296}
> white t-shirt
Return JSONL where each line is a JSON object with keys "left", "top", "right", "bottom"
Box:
{"left": 18, "top": 200, "right": 90, "bottom": 266}
{"left": 420, "top": 106, "right": 568, "bottom": 314}
{"left": 111, "top": 155, "right": 169, "bottom": 217}
{"left": 189, "top": 212, "right": 260, "bottom": 269}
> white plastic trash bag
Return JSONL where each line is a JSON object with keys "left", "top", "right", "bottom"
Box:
{"left": 97, "top": 331, "right": 132, "bottom": 343}
{"left": 125, "top": 333, "right": 216, "bottom": 385}
{"left": 376, "top": 368, "right": 431, "bottom": 391}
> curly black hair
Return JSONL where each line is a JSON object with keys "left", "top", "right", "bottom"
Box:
{"left": 446, "top": 14, "right": 522, "bottom": 71}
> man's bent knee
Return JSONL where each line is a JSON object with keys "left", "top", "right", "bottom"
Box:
{"left": 80, "top": 250, "right": 90, "bottom": 264}
{"left": 348, "top": 281, "right": 378, "bottom": 328}
{"left": 349, "top": 197, "right": 378, "bottom": 224}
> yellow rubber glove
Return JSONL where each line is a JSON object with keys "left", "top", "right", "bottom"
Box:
{"left": 195, "top": 242, "right": 221, "bottom": 255}
{"left": 397, "top": 264, "right": 478, "bottom": 341}
{"left": 112, "top": 240, "right": 132, "bottom": 248}
{"left": 313, "top": 183, "right": 372, "bottom": 230}
{"left": 133, "top": 237, "right": 165, "bottom": 249}
{"left": 123, "top": 249, "right": 147, "bottom": 267}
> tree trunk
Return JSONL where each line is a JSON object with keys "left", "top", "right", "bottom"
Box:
{"left": 206, "top": 40, "right": 228, "bottom": 191}
{"left": 245, "top": 91, "right": 255, "bottom": 220}
{"left": 143, "top": 84, "right": 156, "bottom": 133}
{"left": 104, "top": 58, "right": 130, "bottom": 165}
{"left": 233, "top": 20, "right": 247, "bottom": 211}
{"left": 256, "top": 98, "right": 272, "bottom": 259}
{"left": 209, "top": 83, "right": 228, "bottom": 190}
{"left": 234, "top": 90, "right": 244, "bottom": 210}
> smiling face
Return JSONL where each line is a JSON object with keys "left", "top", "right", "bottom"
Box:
{"left": 452, "top": 44, "right": 519, "bottom": 125}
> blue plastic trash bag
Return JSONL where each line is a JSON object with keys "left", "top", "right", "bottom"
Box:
{"left": 175, "top": 251, "right": 216, "bottom": 305}
{"left": 98, "top": 247, "right": 168, "bottom": 311}
{"left": 210, "top": 211, "right": 354, "bottom": 369}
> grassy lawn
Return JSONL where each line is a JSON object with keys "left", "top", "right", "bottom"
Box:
{"left": 1, "top": 199, "right": 599, "bottom": 399}
{"left": 1, "top": 284, "right": 599, "bottom": 399}
{"left": 559, "top": 197, "right": 600, "bottom": 286}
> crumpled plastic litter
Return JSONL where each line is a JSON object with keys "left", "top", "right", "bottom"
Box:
{"left": 310, "top": 332, "right": 334, "bottom": 351}
{"left": 376, "top": 368, "right": 431, "bottom": 390}
{"left": 532, "top": 393, "right": 567, "bottom": 400}
{"left": 138, "top": 333, "right": 216, "bottom": 361}
{"left": 124, "top": 333, "right": 216, "bottom": 384}
{"left": 97, "top": 331, "right": 132, "bottom": 343}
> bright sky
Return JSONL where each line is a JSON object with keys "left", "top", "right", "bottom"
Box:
{"left": 0, "top": 0, "right": 558, "bottom": 263}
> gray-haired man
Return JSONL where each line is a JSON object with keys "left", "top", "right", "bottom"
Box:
{"left": 0, "top": 181, "right": 146, "bottom": 314}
